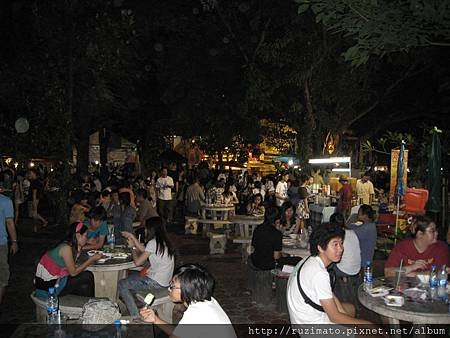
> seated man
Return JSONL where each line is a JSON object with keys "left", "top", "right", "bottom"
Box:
{"left": 347, "top": 204, "right": 377, "bottom": 268}
{"left": 83, "top": 206, "right": 108, "bottom": 250}
{"left": 135, "top": 189, "right": 158, "bottom": 228}
{"left": 251, "top": 207, "right": 300, "bottom": 270}
{"left": 385, "top": 215, "right": 449, "bottom": 277}
{"left": 287, "top": 223, "right": 372, "bottom": 325}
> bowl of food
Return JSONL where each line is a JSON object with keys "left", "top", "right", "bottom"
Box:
{"left": 416, "top": 274, "right": 430, "bottom": 284}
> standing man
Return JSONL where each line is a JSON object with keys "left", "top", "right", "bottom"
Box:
{"left": 184, "top": 176, "right": 205, "bottom": 217}
{"left": 275, "top": 171, "right": 289, "bottom": 207}
{"left": 0, "top": 184, "right": 18, "bottom": 305}
{"left": 356, "top": 172, "right": 374, "bottom": 205}
{"left": 156, "top": 168, "right": 174, "bottom": 226}
{"left": 27, "top": 169, "right": 47, "bottom": 232}
{"left": 337, "top": 176, "right": 353, "bottom": 219}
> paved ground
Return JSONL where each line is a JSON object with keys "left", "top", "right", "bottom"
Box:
{"left": 0, "top": 218, "right": 383, "bottom": 325}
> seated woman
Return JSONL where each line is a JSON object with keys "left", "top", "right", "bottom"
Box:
{"left": 222, "top": 183, "right": 239, "bottom": 205}
{"left": 140, "top": 264, "right": 236, "bottom": 338}
{"left": 246, "top": 193, "right": 265, "bottom": 217}
{"left": 119, "top": 217, "right": 174, "bottom": 318}
{"left": 114, "top": 192, "right": 136, "bottom": 244}
{"left": 34, "top": 222, "right": 102, "bottom": 299}
{"left": 385, "top": 215, "right": 450, "bottom": 277}
{"left": 280, "top": 201, "right": 299, "bottom": 235}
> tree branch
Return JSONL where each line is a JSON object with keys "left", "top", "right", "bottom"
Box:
{"left": 251, "top": 18, "right": 271, "bottom": 64}
{"left": 214, "top": 4, "right": 249, "bottom": 64}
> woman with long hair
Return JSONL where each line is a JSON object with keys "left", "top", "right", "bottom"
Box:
{"left": 280, "top": 201, "right": 299, "bottom": 235}
{"left": 34, "top": 222, "right": 102, "bottom": 299}
{"left": 295, "top": 174, "right": 310, "bottom": 231}
{"left": 115, "top": 191, "right": 136, "bottom": 243}
{"left": 246, "top": 193, "right": 265, "bottom": 217}
{"left": 119, "top": 217, "right": 175, "bottom": 317}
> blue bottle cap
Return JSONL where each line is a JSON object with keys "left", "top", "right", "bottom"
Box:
{"left": 366, "top": 261, "right": 371, "bottom": 266}
{"left": 114, "top": 320, "right": 121, "bottom": 326}
{"left": 48, "top": 287, "right": 55, "bottom": 294}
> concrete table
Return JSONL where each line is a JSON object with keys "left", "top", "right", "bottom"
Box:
{"left": 86, "top": 258, "right": 135, "bottom": 302}
{"left": 200, "top": 204, "right": 235, "bottom": 220}
{"left": 282, "top": 246, "right": 310, "bottom": 258}
{"left": 358, "top": 279, "right": 450, "bottom": 337}
{"left": 230, "top": 215, "right": 264, "bottom": 263}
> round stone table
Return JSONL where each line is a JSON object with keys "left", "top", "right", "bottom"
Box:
{"left": 86, "top": 258, "right": 135, "bottom": 302}
{"left": 358, "top": 283, "right": 450, "bottom": 325}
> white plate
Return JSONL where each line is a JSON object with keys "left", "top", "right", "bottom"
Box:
{"left": 97, "top": 258, "right": 107, "bottom": 264}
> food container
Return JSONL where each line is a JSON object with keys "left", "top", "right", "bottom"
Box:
{"left": 384, "top": 295, "right": 404, "bottom": 307}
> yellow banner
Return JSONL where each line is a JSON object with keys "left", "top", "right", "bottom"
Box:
{"left": 389, "top": 149, "right": 408, "bottom": 204}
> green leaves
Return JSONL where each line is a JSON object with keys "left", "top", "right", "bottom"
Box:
{"left": 296, "top": 0, "right": 450, "bottom": 66}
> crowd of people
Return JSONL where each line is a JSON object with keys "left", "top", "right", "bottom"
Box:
{"left": 0, "top": 158, "right": 449, "bottom": 332}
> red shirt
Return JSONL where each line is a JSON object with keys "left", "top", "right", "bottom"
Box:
{"left": 385, "top": 238, "right": 450, "bottom": 271}
{"left": 338, "top": 184, "right": 353, "bottom": 211}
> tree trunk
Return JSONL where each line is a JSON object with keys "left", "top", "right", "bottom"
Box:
{"left": 76, "top": 126, "right": 90, "bottom": 176}
{"left": 99, "top": 127, "right": 109, "bottom": 186}
{"left": 298, "top": 78, "right": 317, "bottom": 163}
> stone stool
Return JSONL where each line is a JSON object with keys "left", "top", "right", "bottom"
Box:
{"left": 247, "top": 262, "right": 273, "bottom": 305}
{"left": 275, "top": 274, "right": 289, "bottom": 313}
{"left": 208, "top": 233, "right": 226, "bottom": 254}
{"left": 184, "top": 217, "right": 199, "bottom": 235}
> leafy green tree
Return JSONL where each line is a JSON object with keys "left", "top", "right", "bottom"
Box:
{"left": 296, "top": 0, "right": 450, "bottom": 66}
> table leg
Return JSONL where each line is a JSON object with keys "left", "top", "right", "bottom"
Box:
{"left": 380, "top": 315, "right": 401, "bottom": 338}
{"left": 92, "top": 269, "right": 128, "bottom": 302}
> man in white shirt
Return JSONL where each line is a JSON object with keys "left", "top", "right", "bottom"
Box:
{"left": 356, "top": 172, "right": 375, "bottom": 205}
{"left": 287, "top": 223, "right": 372, "bottom": 326}
{"left": 275, "top": 171, "right": 289, "bottom": 207}
{"left": 155, "top": 168, "right": 174, "bottom": 226}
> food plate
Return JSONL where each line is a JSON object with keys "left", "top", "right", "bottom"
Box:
{"left": 112, "top": 253, "right": 130, "bottom": 259}
{"left": 97, "top": 258, "right": 107, "bottom": 264}
{"left": 367, "top": 286, "right": 392, "bottom": 297}
{"left": 87, "top": 250, "right": 103, "bottom": 257}
{"left": 282, "top": 239, "right": 296, "bottom": 245}
{"left": 384, "top": 295, "right": 404, "bottom": 307}
{"left": 403, "top": 288, "right": 427, "bottom": 300}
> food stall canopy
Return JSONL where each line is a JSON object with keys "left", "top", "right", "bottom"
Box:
{"left": 308, "top": 157, "right": 351, "bottom": 164}
{"left": 309, "top": 157, "right": 352, "bottom": 177}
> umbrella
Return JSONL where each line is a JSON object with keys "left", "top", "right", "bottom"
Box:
{"left": 426, "top": 127, "right": 442, "bottom": 213}
{"left": 158, "top": 150, "right": 186, "bottom": 163}
{"left": 394, "top": 141, "right": 406, "bottom": 242}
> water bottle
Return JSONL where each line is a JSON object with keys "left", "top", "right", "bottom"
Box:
{"left": 429, "top": 265, "right": 438, "bottom": 289}
{"left": 364, "top": 261, "right": 373, "bottom": 291}
{"left": 47, "top": 287, "right": 59, "bottom": 324}
{"left": 108, "top": 230, "right": 115, "bottom": 249}
{"left": 438, "top": 265, "right": 448, "bottom": 300}
{"left": 114, "top": 320, "right": 122, "bottom": 338}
